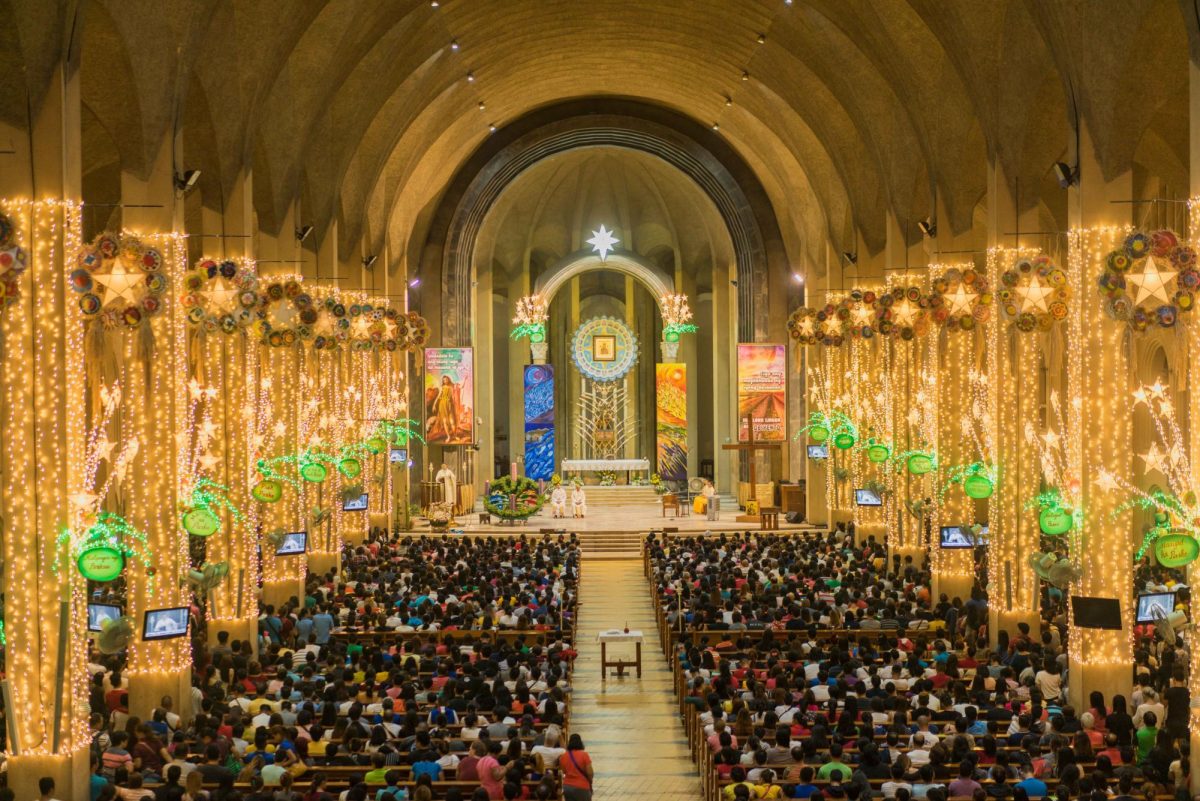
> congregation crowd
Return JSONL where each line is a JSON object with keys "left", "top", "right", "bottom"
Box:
{"left": 63, "top": 535, "right": 586, "bottom": 801}
{"left": 647, "top": 527, "right": 1193, "bottom": 801}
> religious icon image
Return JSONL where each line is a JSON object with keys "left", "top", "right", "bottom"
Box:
{"left": 424, "top": 348, "right": 475, "bottom": 445}
{"left": 592, "top": 334, "right": 616, "bottom": 362}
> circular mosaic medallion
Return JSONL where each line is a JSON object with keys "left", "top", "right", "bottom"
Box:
{"left": 570, "top": 316, "right": 638, "bottom": 382}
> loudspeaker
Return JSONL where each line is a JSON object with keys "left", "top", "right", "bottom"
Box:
{"left": 785, "top": 511, "right": 804, "bottom": 524}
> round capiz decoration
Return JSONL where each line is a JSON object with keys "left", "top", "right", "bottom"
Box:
{"left": 256, "top": 279, "right": 314, "bottom": 346}
{"left": 182, "top": 258, "right": 259, "bottom": 333}
{"left": 836, "top": 289, "right": 879, "bottom": 341}
{"left": 0, "top": 211, "right": 29, "bottom": 313}
{"left": 395, "top": 311, "right": 431, "bottom": 352}
{"left": 996, "top": 254, "right": 1068, "bottom": 333}
{"left": 342, "top": 303, "right": 409, "bottom": 351}
{"left": 1099, "top": 229, "right": 1197, "bottom": 331}
{"left": 787, "top": 306, "right": 822, "bottom": 346}
{"left": 74, "top": 232, "right": 168, "bottom": 329}
{"left": 873, "top": 285, "right": 931, "bottom": 339}
{"left": 929, "top": 268, "right": 992, "bottom": 330}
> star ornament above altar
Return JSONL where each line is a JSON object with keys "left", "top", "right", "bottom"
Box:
{"left": 587, "top": 225, "right": 619, "bottom": 261}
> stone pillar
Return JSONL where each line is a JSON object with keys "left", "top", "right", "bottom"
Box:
{"left": 0, "top": 64, "right": 91, "bottom": 801}
{"left": 713, "top": 258, "right": 735, "bottom": 495}
{"left": 931, "top": 322, "right": 978, "bottom": 604}
{"left": 1187, "top": 56, "right": 1200, "bottom": 796}
{"left": 1064, "top": 124, "right": 1134, "bottom": 712}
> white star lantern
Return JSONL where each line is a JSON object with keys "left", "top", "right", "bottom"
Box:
{"left": 92, "top": 257, "right": 144, "bottom": 308}
{"left": 1125, "top": 255, "right": 1178, "bottom": 306}
{"left": 942, "top": 283, "right": 977, "bottom": 316}
{"left": 587, "top": 225, "right": 619, "bottom": 261}
{"left": 1016, "top": 273, "right": 1054, "bottom": 313}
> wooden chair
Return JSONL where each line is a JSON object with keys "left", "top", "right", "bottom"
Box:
{"left": 662, "top": 492, "right": 680, "bottom": 517}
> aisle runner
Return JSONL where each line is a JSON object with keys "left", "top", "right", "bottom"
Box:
{"left": 569, "top": 560, "right": 701, "bottom": 799}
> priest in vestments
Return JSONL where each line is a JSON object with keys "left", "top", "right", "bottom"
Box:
{"left": 435, "top": 463, "right": 458, "bottom": 513}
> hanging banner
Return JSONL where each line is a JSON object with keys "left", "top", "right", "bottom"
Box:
{"left": 737, "top": 343, "right": 786, "bottom": 441}
{"left": 523, "top": 364, "right": 555, "bottom": 481}
{"left": 656, "top": 363, "right": 688, "bottom": 481}
{"left": 424, "top": 347, "right": 475, "bottom": 445}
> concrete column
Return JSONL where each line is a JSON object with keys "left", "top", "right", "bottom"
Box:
{"left": 1064, "top": 124, "right": 1134, "bottom": 713}
{"left": 0, "top": 62, "right": 92, "bottom": 801}
{"left": 1187, "top": 56, "right": 1200, "bottom": 796}
{"left": 713, "top": 257, "right": 735, "bottom": 495}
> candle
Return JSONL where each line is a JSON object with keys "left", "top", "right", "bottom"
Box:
{"left": 510, "top": 461, "right": 517, "bottom": 479}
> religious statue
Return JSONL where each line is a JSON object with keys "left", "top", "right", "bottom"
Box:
{"left": 435, "top": 463, "right": 458, "bottom": 514}
{"left": 550, "top": 484, "right": 568, "bottom": 518}
{"left": 571, "top": 483, "right": 587, "bottom": 518}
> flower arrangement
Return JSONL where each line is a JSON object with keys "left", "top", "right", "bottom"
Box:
{"left": 428, "top": 501, "right": 454, "bottom": 530}
{"left": 660, "top": 293, "right": 698, "bottom": 341}
{"left": 485, "top": 476, "right": 545, "bottom": 520}
{"left": 650, "top": 473, "right": 668, "bottom": 495}
{"left": 511, "top": 294, "right": 549, "bottom": 342}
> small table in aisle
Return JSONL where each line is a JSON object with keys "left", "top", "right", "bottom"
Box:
{"left": 597, "top": 629, "right": 643, "bottom": 680}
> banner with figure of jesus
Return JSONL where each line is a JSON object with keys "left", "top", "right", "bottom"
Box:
{"left": 656, "top": 363, "right": 687, "bottom": 481}
{"left": 424, "top": 347, "right": 474, "bottom": 445}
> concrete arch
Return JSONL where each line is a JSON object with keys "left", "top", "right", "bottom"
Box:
{"left": 534, "top": 250, "right": 674, "bottom": 307}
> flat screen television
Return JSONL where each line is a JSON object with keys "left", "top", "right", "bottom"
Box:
{"left": 87, "top": 603, "right": 122, "bottom": 632}
{"left": 142, "top": 607, "right": 190, "bottom": 641}
{"left": 1136, "top": 591, "right": 1176, "bottom": 624}
{"left": 342, "top": 492, "right": 369, "bottom": 512}
{"left": 389, "top": 448, "right": 408, "bottom": 463}
{"left": 807, "top": 445, "right": 829, "bottom": 460}
{"left": 854, "top": 488, "right": 882, "bottom": 506}
{"left": 1072, "top": 596, "right": 1122, "bottom": 630}
{"left": 276, "top": 531, "right": 308, "bottom": 556}
{"left": 939, "top": 526, "right": 975, "bottom": 549}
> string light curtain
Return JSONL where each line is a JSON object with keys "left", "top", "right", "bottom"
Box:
{"left": 1066, "top": 226, "right": 1134, "bottom": 673}
{"left": 0, "top": 199, "right": 90, "bottom": 759}
{"left": 985, "top": 247, "right": 1050, "bottom": 629}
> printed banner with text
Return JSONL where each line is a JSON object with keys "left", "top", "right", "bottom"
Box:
{"left": 737, "top": 343, "right": 786, "bottom": 441}
{"left": 424, "top": 347, "right": 474, "bottom": 445}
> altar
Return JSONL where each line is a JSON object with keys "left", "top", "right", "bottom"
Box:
{"left": 562, "top": 458, "right": 650, "bottom": 482}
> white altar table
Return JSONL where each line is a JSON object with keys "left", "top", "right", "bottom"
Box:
{"left": 561, "top": 458, "right": 650, "bottom": 473}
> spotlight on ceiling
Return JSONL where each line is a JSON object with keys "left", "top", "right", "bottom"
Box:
{"left": 792, "top": 273, "right": 804, "bottom": 284}
{"left": 173, "top": 169, "right": 201, "bottom": 192}
{"left": 917, "top": 218, "right": 937, "bottom": 238}
{"left": 756, "top": 33, "right": 766, "bottom": 44}
{"left": 1053, "top": 161, "right": 1078, "bottom": 188}
{"left": 725, "top": 96, "right": 733, "bottom": 107}
{"left": 296, "top": 225, "right": 314, "bottom": 243}
{"left": 478, "top": 101, "right": 486, "bottom": 111}
{"left": 408, "top": 277, "right": 421, "bottom": 288}
{"left": 488, "top": 123, "right": 497, "bottom": 133}
{"left": 741, "top": 70, "right": 751, "bottom": 81}
{"left": 711, "top": 122, "right": 720, "bottom": 131}
{"left": 362, "top": 255, "right": 378, "bottom": 270}
{"left": 842, "top": 251, "right": 858, "bottom": 265}
{"left": 429, "top": 0, "right": 439, "bottom": 7}
{"left": 466, "top": 71, "right": 475, "bottom": 83}
{"left": 450, "top": 39, "right": 459, "bottom": 51}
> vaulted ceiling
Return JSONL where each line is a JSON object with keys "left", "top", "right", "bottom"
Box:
{"left": 0, "top": 0, "right": 1193, "bottom": 276}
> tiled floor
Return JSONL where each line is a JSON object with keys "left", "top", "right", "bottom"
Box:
{"left": 570, "top": 559, "right": 702, "bottom": 800}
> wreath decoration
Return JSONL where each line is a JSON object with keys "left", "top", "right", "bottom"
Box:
{"left": 72, "top": 233, "right": 168, "bottom": 329}
{"left": 0, "top": 211, "right": 28, "bottom": 313}
{"left": 837, "top": 290, "right": 880, "bottom": 340}
{"left": 787, "top": 306, "right": 821, "bottom": 345}
{"left": 182, "top": 258, "right": 259, "bottom": 334}
{"left": 257, "top": 278, "right": 317, "bottom": 347}
{"left": 930, "top": 268, "right": 992, "bottom": 330}
{"left": 873, "top": 285, "right": 931, "bottom": 339}
{"left": 1099, "top": 229, "right": 1198, "bottom": 331}
{"left": 485, "top": 476, "right": 545, "bottom": 520}
{"left": 997, "top": 255, "right": 1068, "bottom": 333}
{"left": 344, "top": 303, "right": 409, "bottom": 352}
{"left": 397, "top": 311, "right": 431, "bottom": 351}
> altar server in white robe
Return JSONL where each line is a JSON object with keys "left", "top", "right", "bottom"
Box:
{"left": 571, "top": 483, "right": 587, "bottom": 518}
{"left": 550, "top": 484, "right": 568, "bottom": 518}
{"left": 435, "top": 463, "right": 458, "bottom": 513}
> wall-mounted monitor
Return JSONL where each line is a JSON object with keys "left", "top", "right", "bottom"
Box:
{"left": 142, "top": 607, "right": 190, "bottom": 641}
{"left": 807, "top": 445, "right": 828, "bottom": 460}
{"left": 342, "top": 493, "right": 369, "bottom": 512}
{"left": 88, "top": 603, "right": 122, "bottom": 632}
{"left": 276, "top": 531, "right": 308, "bottom": 556}
{"left": 854, "top": 488, "right": 882, "bottom": 507}
{"left": 1136, "top": 592, "right": 1176, "bottom": 624}
{"left": 939, "top": 526, "right": 975, "bottom": 549}
{"left": 1072, "top": 596, "right": 1122, "bottom": 630}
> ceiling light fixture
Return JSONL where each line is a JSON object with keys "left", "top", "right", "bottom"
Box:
{"left": 466, "top": 71, "right": 475, "bottom": 82}
{"left": 450, "top": 39, "right": 459, "bottom": 51}
{"left": 756, "top": 33, "right": 766, "bottom": 44}
{"left": 725, "top": 96, "right": 733, "bottom": 107}
{"left": 917, "top": 218, "right": 937, "bottom": 238}
{"left": 792, "top": 273, "right": 804, "bottom": 284}
{"left": 478, "top": 101, "right": 486, "bottom": 111}
{"left": 1053, "top": 161, "right": 1078, "bottom": 188}
{"left": 174, "top": 169, "right": 201, "bottom": 192}
{"left": 296, "top": 225, "right": 314, "bottom": 243}
{"left": 741, "top": 70, "right": 750, "bottom": 81}
{"left": 430, "top": 0, "right": 439, "bottom": 7}
{"left": 409, "top": 277, "right": 421, "bottom": 288}
{"left": 842, "top": 251, "right": 858, "bottom": 265}
{"left": 711, "top": 122, "right": 720, "bottom": 131}
{"left": 488, "top": 123, "right": 497, "bottom": 133}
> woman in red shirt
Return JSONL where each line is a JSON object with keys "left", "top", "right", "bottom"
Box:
{"left": 560, "top": 734, "right": 594, "bottom": 801}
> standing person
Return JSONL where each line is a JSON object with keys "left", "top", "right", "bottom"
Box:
{"left": 35, "top": 777, "right": 63, "bottom": 801}
{"left": 311, "top": 605, "right": 334, "bottom": 646}
{"left": 435, "top": 463, "right": 458, "bottom": 512}
{"left": 560, "top": 733, "right": 594, "bottom": 801}
{"left": 1162, "top": 667, "right": 1190, "bottom": 741}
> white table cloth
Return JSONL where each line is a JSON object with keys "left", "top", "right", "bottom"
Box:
{"left": 561, "top": 458, "right": 651, "bottom": 472}
{"left": 597, "top": 628, "right": 644, "bottom": 643}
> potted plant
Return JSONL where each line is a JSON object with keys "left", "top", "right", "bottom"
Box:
{"left": 428, "top": 501, "right": 454, "bottom": 532}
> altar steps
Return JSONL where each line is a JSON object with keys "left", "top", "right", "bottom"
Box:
{"left": 576, "top": 485, "right": 661, "bottom": 506}
{"left": 578, "top": 530, "right": 646, "bottom": 559}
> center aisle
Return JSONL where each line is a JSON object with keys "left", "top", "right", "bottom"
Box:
{"left": 568, "top": 559, "right": 702, "bottom": 800}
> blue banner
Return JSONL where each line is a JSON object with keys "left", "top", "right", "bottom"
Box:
{"left": 524, "top": 365, "right": 555, "bottom": 480}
